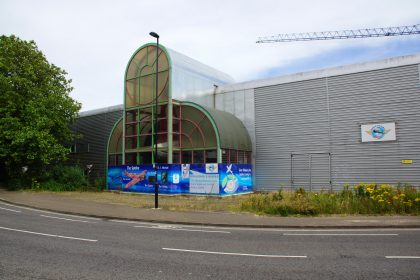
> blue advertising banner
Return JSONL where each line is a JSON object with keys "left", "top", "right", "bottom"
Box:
{"left": 107, "top": 164, "right": 252, "bottom": 196}
{"left": 219, "top": 164, "right": 253, "bottom": 195}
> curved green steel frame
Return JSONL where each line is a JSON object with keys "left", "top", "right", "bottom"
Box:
{"left": 106, "top": 117, "right": 123, "bottom": 190}
{"left": 114, "top": 42, "right": 250, "bottom": 167}
{"left": 123, "top": 43, "right": 173, "bottom": 164}
{"left": 178, "top": 101, "right": 222, "bottom": 162}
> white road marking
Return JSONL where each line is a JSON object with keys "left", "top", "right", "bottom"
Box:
{"left": 219, "top": 227, "right": 420, "bottom": 233}
{"left": 0, "top": 202, "right": 101, "bottom": 220}
{"left": 283, "top": 233, "right": 398, "bottom": 236}
{"left": 110, "top": 220, "right": 420, "bottom": 234}
{"left": 0, "top": 206, "right": 21, "bottom": 213}
{"left": 111, "top": 220, "right": 220, "bottom": 229}
{"left": 162, "top": 248, "right": 307, "bottom": 258}
{"left": 110, "top": 219, "right": 151, "bottom": 225}
{"left": 40, "top": 214, "right": 96, "bottom": 223}
{"left": 386, "top": 256, "right": 420, "bottom": 259}
{"left": 0, "top": 226, "right": 98, "bottom": 242}
{"left": 134, "top": 225, "right": 230, "bottom": 234}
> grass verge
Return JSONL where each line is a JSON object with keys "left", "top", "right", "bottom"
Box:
{"left": 46, "top": 191, "right": 250, "bottom": 212}
{"left": 12, "top": 183, "right": 420, "bottom": 216}
{"left": 240, "top": 184, "right": 420, "bottom": 216}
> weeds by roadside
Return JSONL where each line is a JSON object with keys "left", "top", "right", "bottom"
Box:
{"left": 6, "top": 177, "right": 420, "bottom": 216}
{"left": 240, "top": 184, "right": 420, "bottom": 216}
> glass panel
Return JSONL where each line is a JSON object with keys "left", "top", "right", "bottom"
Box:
{"left": 126, "top": 110, "right": 137, "bottom": 123}
{"left": 190, "top": 129, "right": 204, "bottom": 149}
{"left": 157, "top": 104, "right": 168, "bottom": 118}
{"left": 108, "top": 155, "right": 116, "bottom": 166}
{"left": 139, "top": 152, "right": 152, "bottom": 164}
{"left": 141, "top": 65, "right": 154, "bottom": 77}
{"left": 193, "top": 150, "right": 204, "bottom": 164}
{"left": 125, "top": 79, "right": 139, "bottom": 108}
{"left": 140, "top": 110, "right": 153, "bottom": 121}
{"left": 205, "top": 150, "right": 217, "bottom": 163}
{"left": 222, "top": 149, "right": 228, "bottom": 163}
{"left": 200, "top": 119, "right": 217, "bottom": 148}
{"left": 181, "top": 134, "right": 193, "bottom": 149}
{"left": 181, "top": 119, "right": 194, "bottom": 135}
{"left": 157, "top": 118, "right": 167, "bottom": 133}
{"left": 157, "top": 70, "right": 169, "bottom": 103}
{"left": 150, "top": 48, "right": 169, "bottom": 71}
{"left": 139, "top": 75, "right": 154, "bottom": 105}
{"left": 108, "top": 120, "right": 123, "bottom": 154}
{"left": 125, "top": 136, "right": 137, "bottom": 150}
{"left": 246, "top": 152, "right": 252, "bottom": 164}
{"left": 173, "top": 105, "right": 180, "bottom": 118}
{"left": 172, "top": 151, "right": 180, "bottom": 164}
{"left": 126, "top": 48, "right": 148, "bottom": 80}
{"left": 147, "top": 46, "right": 157, "bottom": 69}
{"left": 157, "top": 49, "right": 169, "bottom": 71}
{"left": 172, "top": 133, "right": 180, "bottom": 148}
{"left": 125, "top": 153, "right": 137, "bottom": 165}
{"left": 139, "top": 121, "right": 152, "bottom": 135}
{"left": 139, "top": 135, "right": 153, "bottom": 148}
{"left": 116, "top": 154, "right": 123, "bottom": 165}
{"left": 157, "top": 150, "right": 168, "bottom": 163}
{"left": 157, "top": 133, "right": 168, "bottom": 147}
{"left": 182, "top": 106, "right": 205, "bottom": 124}
{"left": 173, "top": 119, "right": 180, "bottom": 133}
{"left": 181, "top": 150, "right": 192, "bottom": 164}
{"left": 238, "top": 151, "right": 245, "bottom": 164}
{"left": 230, "top": 150, "right": 237, "bottom": 163}
{"left": 125, "top": 123, "right": 136, "bottom": 136}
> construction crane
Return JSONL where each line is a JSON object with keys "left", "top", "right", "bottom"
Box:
{"left": 256, "top": 24, "right": 420, "bottom": 43}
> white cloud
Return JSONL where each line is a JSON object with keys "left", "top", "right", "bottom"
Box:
{"left": 1, "top": 0, "right": 419, "bottom": 111}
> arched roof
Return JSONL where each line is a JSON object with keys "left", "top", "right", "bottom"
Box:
{"left": 167, "top": 48, "right": 234, "bottom": 98}
{"left": 180, "top": 101, "right": 252, "bottom": 152}
{"left": 124, "top": 43, "right": 234, "bottom": 104}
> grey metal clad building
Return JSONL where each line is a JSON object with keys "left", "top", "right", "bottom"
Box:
{"left": 185, "top": 53, "right": 420, "bottom": 191}
{"left": 68, "top": 105, "right": 123, "bottom": 179}
{"left": 72, "top": 51, "right": 420, "bottom": 190}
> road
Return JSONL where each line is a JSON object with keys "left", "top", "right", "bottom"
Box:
{"left": 0, "top": 202, "right": 419, "bottom": 280}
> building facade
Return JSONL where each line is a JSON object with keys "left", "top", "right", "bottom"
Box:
{"left": 70, "top": 44, "right": 420, "bottom": 191}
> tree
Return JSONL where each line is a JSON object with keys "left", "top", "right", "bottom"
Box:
{"left": 0, "top": 35, "right": 81, "bottom": 179}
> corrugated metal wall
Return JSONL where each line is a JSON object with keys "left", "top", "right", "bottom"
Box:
{"left": 187, "top": 89, "right": 256, "bottom": 158}
{"left": 67, "top": 109, "right": 123, "bottom": 180}
{"left": 254, "top": 64, "right": 420, "bottom": 191}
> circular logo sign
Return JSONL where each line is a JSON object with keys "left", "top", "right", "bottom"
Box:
{"left": 222, "top": 174, "right": 238, "bottom": 193}
{"left": 370, "top": 125, "right": 385, "bottom": 139}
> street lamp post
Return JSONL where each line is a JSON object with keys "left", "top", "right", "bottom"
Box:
{"left": 149, "top": 31, "right": 159, "bottom": 209}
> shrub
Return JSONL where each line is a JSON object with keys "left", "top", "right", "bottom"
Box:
{"left": 46, "top": 165, "right": 88, "bottom": 191}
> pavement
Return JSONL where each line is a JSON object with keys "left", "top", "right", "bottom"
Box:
{"left": 1, "top": 188, "right": 419, "bottom": 228}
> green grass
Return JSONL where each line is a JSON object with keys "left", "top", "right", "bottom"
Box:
{"left": 11, "top": 182, "right": 420, "bottom": 216}
{"left": 46, "top": 191, "right": 251, "bottom": 212}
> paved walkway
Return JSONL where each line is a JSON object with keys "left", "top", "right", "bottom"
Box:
{"left": 1, "top": 189, "right": 419, "bottom": 228}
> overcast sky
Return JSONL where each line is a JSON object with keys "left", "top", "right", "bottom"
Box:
{"left": 1, "top": 0, "right": 420, "bottom": 111}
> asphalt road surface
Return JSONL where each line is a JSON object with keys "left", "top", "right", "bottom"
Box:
{"left": 0, "top": 201, "right": 419, "bottom": 280}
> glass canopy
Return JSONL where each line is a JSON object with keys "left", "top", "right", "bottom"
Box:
{"left": 107, "top": 43, "right": 250, "bottom": 167}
